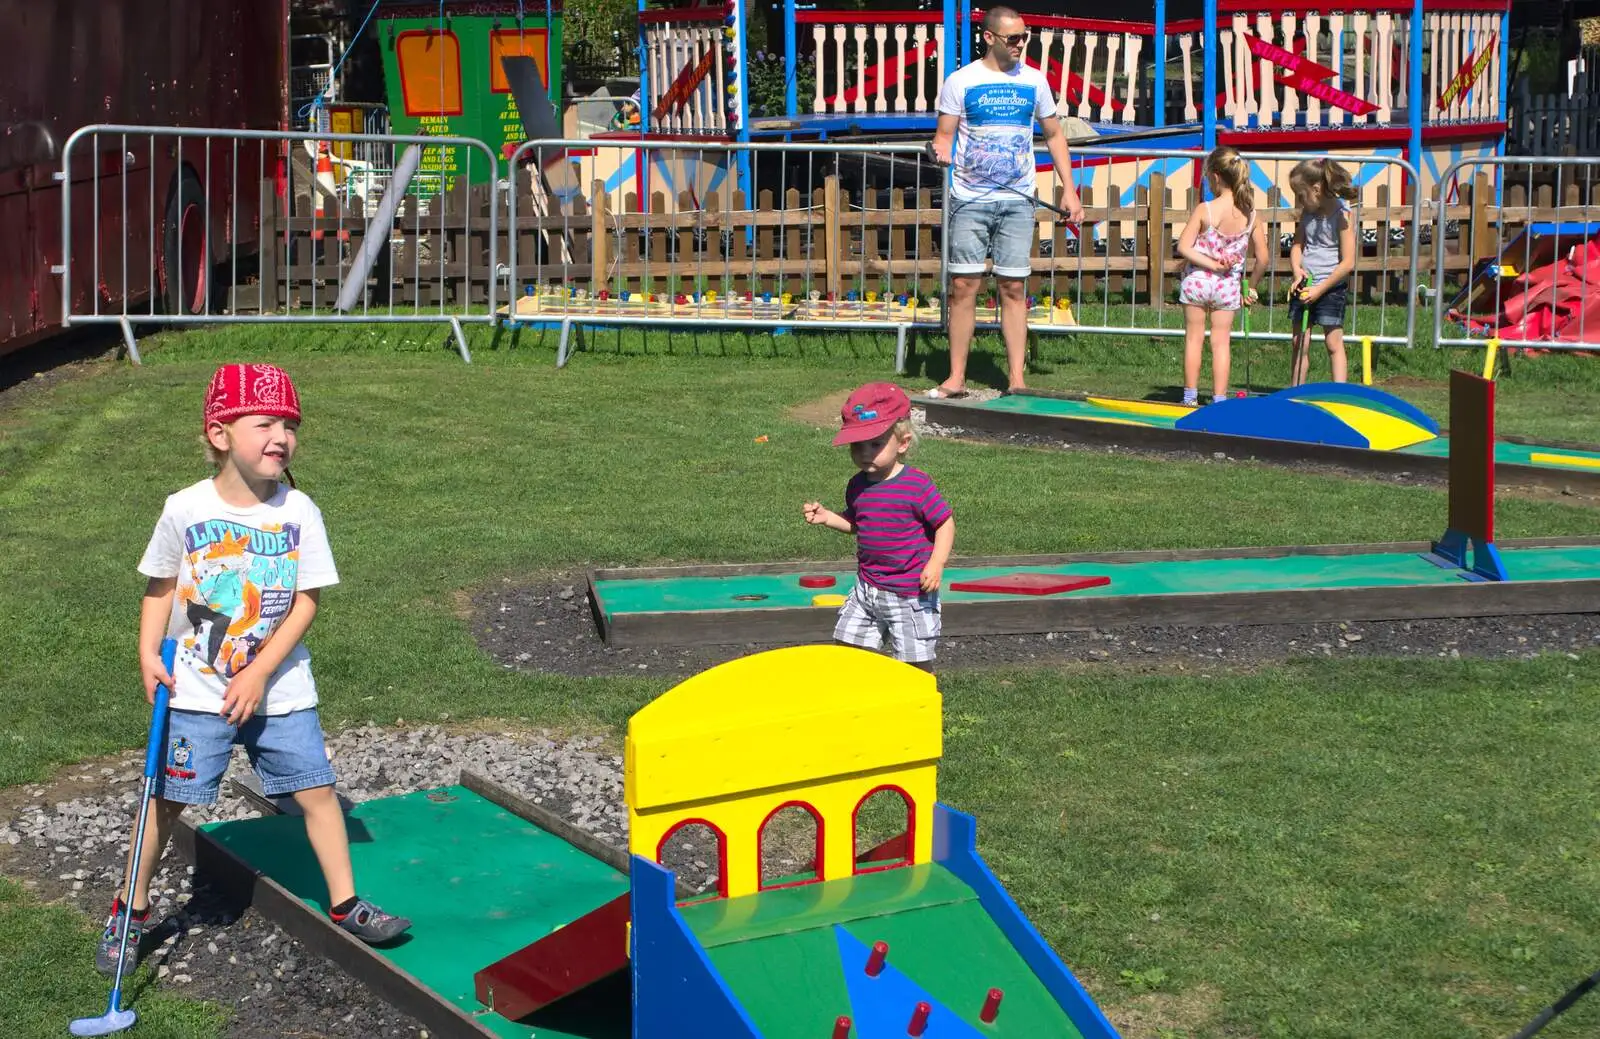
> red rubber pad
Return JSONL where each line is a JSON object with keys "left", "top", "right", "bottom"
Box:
{"left": 948, "top": 573, "right": 1111, "bottom": 595}
{"left": 799, "top": 575, "right": 837, "bottom": 588}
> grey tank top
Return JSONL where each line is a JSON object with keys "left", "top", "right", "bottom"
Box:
{"left": 1300, "top": 202, "right": 1347, "bottom": 280}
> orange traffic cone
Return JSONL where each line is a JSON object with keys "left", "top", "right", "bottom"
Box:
{"left": 312, "top": 141, "right": 335, "bottom": 241}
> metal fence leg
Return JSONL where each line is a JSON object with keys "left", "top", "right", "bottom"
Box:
{"left": 448, "top": 316, "right": 472, "bottom": 364}
{"left": 119, "top": 317, "right": 142, "bottom": 366}
{"left": 557, "top": 317, "right": 573, "bottom": 368}
{"left": 894, "top": 324, "right": 909, "bottom": 374}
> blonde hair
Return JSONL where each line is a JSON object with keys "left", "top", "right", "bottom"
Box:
{"left": 1288, "top": 158, "right": 1357, "bottom": 210}
{"left": 892, "top": 417, "right": 919, "bottom": 453}
{"left": 1204, "top": 146, "right": 1254, "bottom": 221}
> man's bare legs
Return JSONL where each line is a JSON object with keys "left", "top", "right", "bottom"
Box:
{"left": 937, "top": 274, "right": 982, "bottom": 394}
{"left": 997, "top": 276, "right": 1028, "bottom": 391}
{"left": 936, "top": 274, "right": 1028, "bottom": 394}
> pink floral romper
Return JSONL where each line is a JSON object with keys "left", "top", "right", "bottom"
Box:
{"left": 1179, "top": 201, "right": 1254, "bottom": 311}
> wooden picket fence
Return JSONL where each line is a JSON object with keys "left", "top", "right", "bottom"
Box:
{"left": 1510, "top": 91, "right": 1600, "bottom": 157}
{"left": 252, "top": 171, "right": 1599, "bottom": 315}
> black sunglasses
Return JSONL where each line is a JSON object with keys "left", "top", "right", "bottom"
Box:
{"left": 986, "top": 30, "right": 1029, "bottom": 45}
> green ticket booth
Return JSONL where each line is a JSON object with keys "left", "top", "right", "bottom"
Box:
{"left": 377, "top": 1, "right": 565, "bottom": 188}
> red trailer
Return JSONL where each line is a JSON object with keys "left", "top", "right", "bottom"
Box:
{"left": 0, "top": 0, "right": 287, "bottom": 356}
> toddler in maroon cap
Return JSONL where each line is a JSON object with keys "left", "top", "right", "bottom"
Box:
{"left": 802, "top": 382, "right": 955, "bottom": 670}
{"left": 96, "top": 364, "right": 410, "bottom": 980}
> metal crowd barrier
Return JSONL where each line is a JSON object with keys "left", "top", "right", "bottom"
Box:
{"left": 503, "top": 139, "right": 1424, "bottom": 369}
{"left": 58, "top": 124, "right": 500, "bottom": 363}
{"left": 57, "top": 125, "right": 1447, "bottom": 370}
{"left": 503, "top": 138, "right": 937, "bottom": 370}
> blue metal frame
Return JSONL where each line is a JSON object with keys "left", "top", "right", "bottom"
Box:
{"left": 726, "top": 1, "right": 753, "bottom": 199}
{"left": 1408, "top": 0, "right": 1424, "bottom": 198}
{"left": 959, "top": 0, "right": 972, "bottom": 67}
{"left": 784, "top": 0, "right": 798, "bottom": 119}
{"left": 1153, "top": 0, "right": 1167, "bottom": 128}
{"left": 1496, "top": 6, "right": 1510, "bottom": 162}
{"left": 1201, "top": 0, "right": 1217, "bottom": 153}
{"left": 943, "top": 0, "right": 959, "bottom": 85}
{"left": 637, "top": 0, "right": 651, "bottom": 135}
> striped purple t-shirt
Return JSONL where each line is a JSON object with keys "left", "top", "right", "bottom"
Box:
{"left": 842, "top": 466, "right": 952, "bottom": 595}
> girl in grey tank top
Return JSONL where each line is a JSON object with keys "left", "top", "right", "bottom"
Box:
{"left": 1288, "top": 159, "right": 1358, "bottom": 386}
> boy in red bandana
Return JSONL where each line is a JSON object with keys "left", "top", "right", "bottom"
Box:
{"left": 96, "top": 363, "right": 409, "bottom": 977}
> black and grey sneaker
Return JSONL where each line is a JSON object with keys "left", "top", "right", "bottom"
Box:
{"left": 333, "top": 898, "right": 411, "bottom": 944}
{"left": 94, "top": 902, "right": 150, "bottom": 976}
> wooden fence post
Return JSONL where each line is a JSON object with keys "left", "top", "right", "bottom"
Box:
{"left": 823, "top": 175, "right": 841, "bottom": 298}
{"left": 1471, "top": 172, "right": 1493, "bottom": 264}
{"left": 590, "top": 181, "right": 610, "bottom": 297}
{"left": 258, "top": 177, "right": 280, "bottom": 313}
{"left": 1145, "top": 171, "right": 1167, "bottom": 306}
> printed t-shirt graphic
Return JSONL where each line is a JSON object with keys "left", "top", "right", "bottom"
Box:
{"left": 184, "top": 520, "right": 299, "bottom": 678}
{"left": 139, "top": 479, "right": 338, "bottom": 716}
{"left": 937, "top": 62, "right": 1056, "bottom": 203}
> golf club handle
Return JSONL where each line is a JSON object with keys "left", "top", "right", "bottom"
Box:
{"left": 141, "top": 639, "right": 176, "bottom": 778}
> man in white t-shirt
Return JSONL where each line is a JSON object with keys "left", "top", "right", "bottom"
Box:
{"left": 927, "top": 6, "right": 1083, "bottom": 398}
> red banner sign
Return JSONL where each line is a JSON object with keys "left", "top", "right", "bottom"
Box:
{"left": 653, "top": 49, "right": 716, "bottom": 119}
{"left": 1274, "top": 72, "right": 1380, "bottom": 115}
{"left": 1241, "top": 33, "right": 1379, "bottom": 116}
{"left": 1242, "top": 33, "right": 1340, "bottom": 82}
{"left": 1437, "top": 34, "right": 1497, "bottom": 110}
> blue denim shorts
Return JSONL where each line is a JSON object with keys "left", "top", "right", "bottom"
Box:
{"left": 154, "top": 708, "right": 337, "bottom": 805}
{"left": 948, "top": 197, "right": 1036, "bottom": 279}
{"left": 1288, "top": 280, "right": 1349, "bottom": 330}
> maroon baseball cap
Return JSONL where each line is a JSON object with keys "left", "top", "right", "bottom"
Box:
{"left": 834, "top": 382, "right": 911, "bottom": 445}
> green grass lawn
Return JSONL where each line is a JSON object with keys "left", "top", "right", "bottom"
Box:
{"left": 1, "top": 325, "right": 1597, "bottom": 1038}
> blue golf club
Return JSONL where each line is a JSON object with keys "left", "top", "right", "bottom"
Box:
{"left": 70, "top": 637, "right": 176, "bottom": 1037}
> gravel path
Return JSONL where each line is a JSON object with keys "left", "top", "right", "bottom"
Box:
{"left": 0, "top": 725, "right": 636, "bottom": 1038}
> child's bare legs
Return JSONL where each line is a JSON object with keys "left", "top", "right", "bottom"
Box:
{"left": 1182, "top": 304, "right": 1208, "bottom": 404}
{"left": 1325, "top": 328, "right": 1348, "bottom": 382}
{"left": 1209, "top": 309, "right": 1236, "bottom": 399}
{"left": 1291, "top": 328, "right": 1311, "bottom": 387}
{"left": 114, "top": 798, "right": 185, "bottom": 911}
{"left": 96, "top": 797, "right": 184, "bottom": 973}
{"left": 298, "top": 782, "right": 409, "bottom": 941}
{"left": 293, "top": 785, "right": 356, "bottom": 907}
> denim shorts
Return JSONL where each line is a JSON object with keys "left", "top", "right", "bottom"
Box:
{"left": 948, "top": 197, "right": 1036, "bottom": 279}
{"left": 1288, "top": 280, "right": 1349, "bottom": 330}
{"left": 154, "top": 707, "right": 337, "bottom": 805}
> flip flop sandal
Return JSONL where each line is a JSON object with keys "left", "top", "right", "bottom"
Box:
{"left": 925, "top": 386, "right": 970, "bottom": 399}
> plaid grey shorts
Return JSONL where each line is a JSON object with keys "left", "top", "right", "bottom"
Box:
{"left": 833, "top": 581, "right": 941, "bottom": 663}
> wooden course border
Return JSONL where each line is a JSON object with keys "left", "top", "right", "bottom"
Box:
{"left": 588, "top": 537, "right": 1600, "bottom": 647}
{"left": 917, "top": 391, "right": 1600, "bottom": 494}
{"left": 172, "top": 770, "right": 658, "bottom": 1039}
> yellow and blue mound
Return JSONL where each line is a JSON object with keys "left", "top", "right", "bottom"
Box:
{"left": 1173, "top": 383, "right": 1439, "bottom": 451}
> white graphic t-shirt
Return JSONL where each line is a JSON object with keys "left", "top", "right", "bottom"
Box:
{"left": 138, "top": 479, "right": 339, "bottom": 716}
{"left": 936, "top": 60, "right": 1057, "bottom": 203}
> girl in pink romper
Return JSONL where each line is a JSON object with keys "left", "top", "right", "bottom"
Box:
{"left": 1177, "top": 147, "right": 1269, "bottom": 406}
